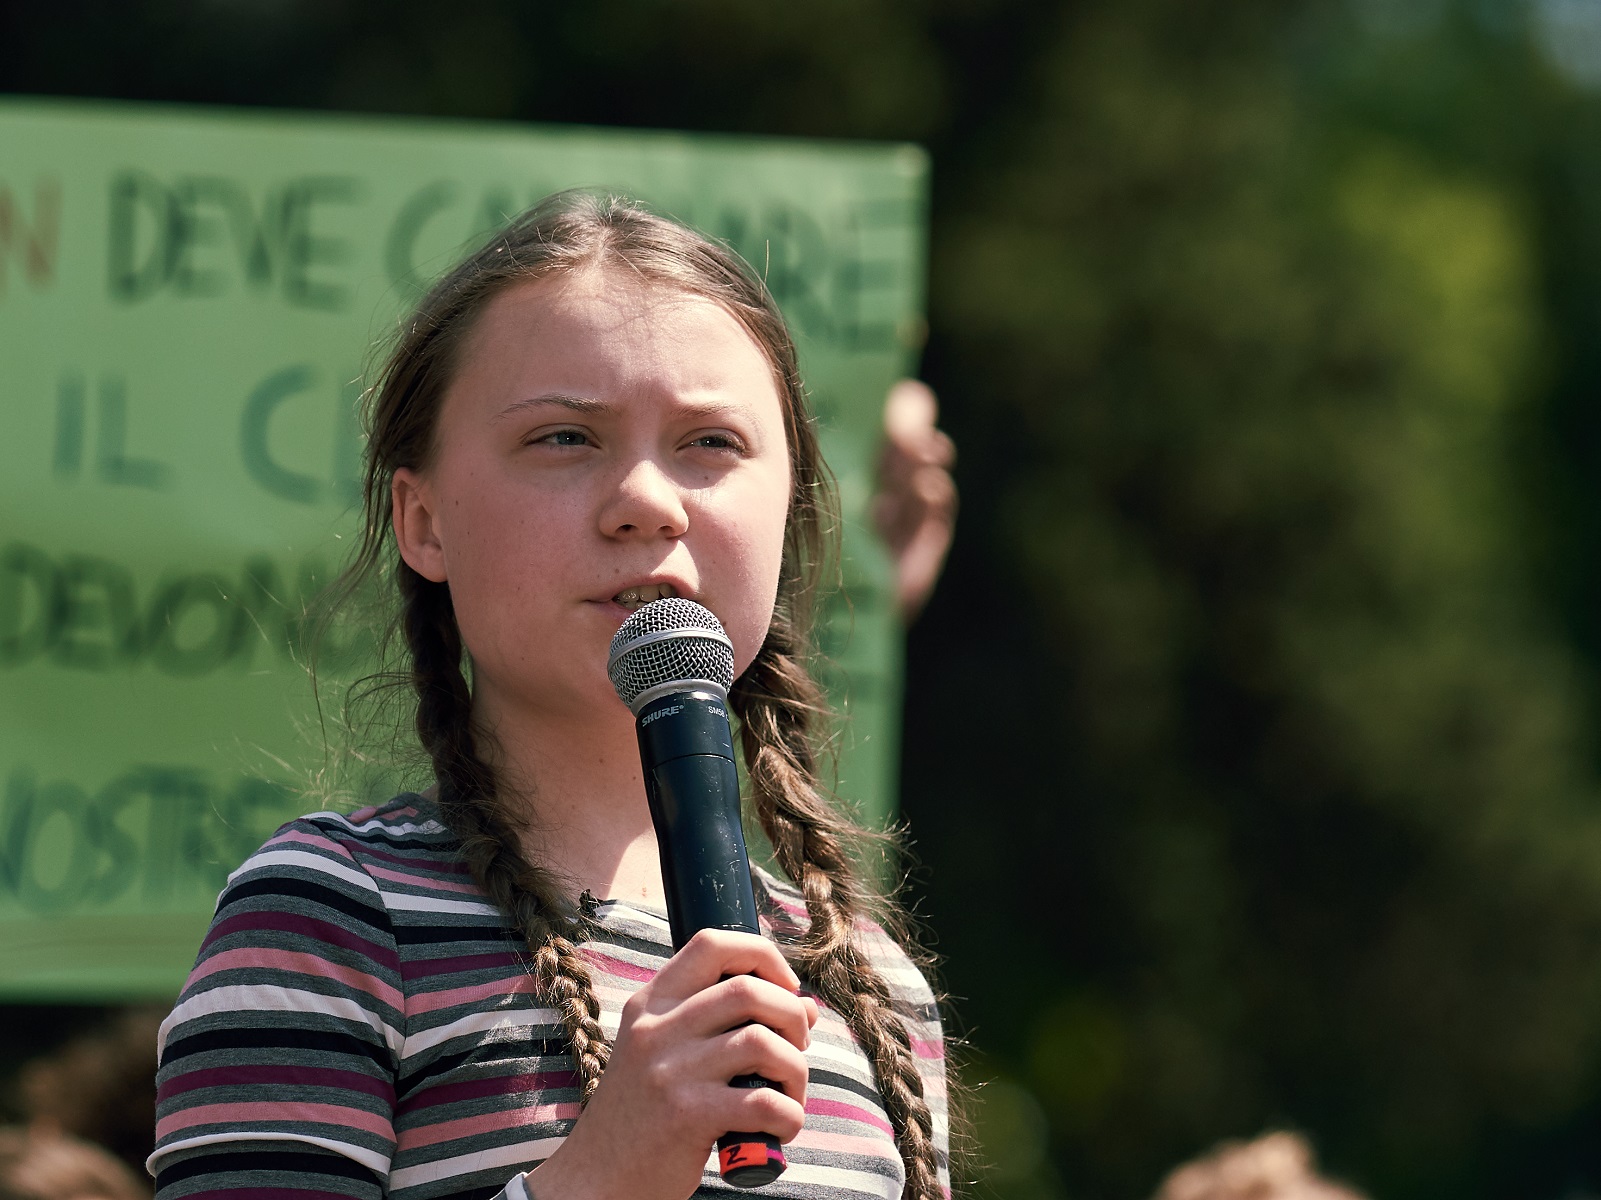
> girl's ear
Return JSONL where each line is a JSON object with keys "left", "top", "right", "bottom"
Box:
{"left": 393, "top": 467, "right": 449, "bottom": 582}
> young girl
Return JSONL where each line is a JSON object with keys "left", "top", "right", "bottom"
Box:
{"left": 148, "top": 192, "right": 951, "bottom": 1200}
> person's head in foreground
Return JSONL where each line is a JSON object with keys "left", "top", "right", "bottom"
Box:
{"left": 1153, "top": 1131, "right": 1366, "bottom": 1200}
{"left": 0, "top": 1127, "right": 147, "bottom": 1200}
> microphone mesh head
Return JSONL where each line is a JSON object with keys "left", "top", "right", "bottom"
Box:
{"left": 607, "top": 597, "right": 736, "bottom": 711}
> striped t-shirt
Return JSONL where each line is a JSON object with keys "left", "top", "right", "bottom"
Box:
{"left": 150, "top": 796, "right": 949, "bottom": 1200}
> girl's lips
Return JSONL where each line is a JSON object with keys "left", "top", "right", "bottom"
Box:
{"left": 611, "top": 581, "right": 682, "bottom": 610}
{"left": 585, "top": 579, "right": 696, "bottom": 630}
{"left": 589, "top": 596, "right": 630, "bottom": 616}
{"left": 589, "top": 596, "right": 654, "bottom": 630}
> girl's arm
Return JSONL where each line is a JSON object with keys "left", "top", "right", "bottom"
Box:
{"left": 151, "top": 821, "right": 404, "bottom": 1200}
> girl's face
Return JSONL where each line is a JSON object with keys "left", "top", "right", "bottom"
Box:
{"left": 391, "top": 267, "right": 793, "bottom": 724}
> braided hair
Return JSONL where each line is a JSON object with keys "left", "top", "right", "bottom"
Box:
{"left": 337, "top": 191, "right": 949, "bottom": 1196}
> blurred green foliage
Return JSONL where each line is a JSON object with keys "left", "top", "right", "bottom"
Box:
{"left": 9, "top": 0, "right": 1601, "bottom": 1196}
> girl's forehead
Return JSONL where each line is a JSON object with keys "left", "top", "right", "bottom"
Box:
{"left": 474, "top": 267, "right": 736, "bottom": 342}
{"left": 437, "top": 266, "right": 786, "bottom": 424}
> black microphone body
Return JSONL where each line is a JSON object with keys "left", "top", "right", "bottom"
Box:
{"left": 609, "top": 598, "right": 788, "bottom": 1190}
{"left": 635, "top": 689, "right": 761, "bottom": 949}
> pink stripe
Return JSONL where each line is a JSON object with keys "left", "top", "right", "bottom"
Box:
{"left": 364, "top": 862, "right": 480, "bottom": 894}
{"left": 911, "top": 1037, "right": 944, "bottom": 1060}
{"left": 806, "top": 1097, "right": 894, "bottom": 1136}
{"left": 397, "top": 1070, "right": 576, "bottom": 1116}
{"left": 578, "top": 948, "right": 655, "bottom": 984}
{"left": 794, "top": 1128, "right": 900, "bottom": 1160}
{"left": 159, "top": 1064, "right": 393, "bottom": 1104}
{"left": 200, "top": 910, "right": 394, "bottom": 968}
{"left": 404, "top": 951, "right": 522, "bottom": 982}
{"left": 264, "top": 829, "right": 357, "bottom": 862}
{"left": 157, "top": 1101, "right": 393, "bottom": 1141}
{"left": 341, "top": 804, "right": 420, "bottom": 828}
{"left": 188, "top": 948, "right": 403, "bottom": 1010}
{"left": 357, "top": 844, "right": 471, "bottom": 875}
{"left": 407, "top": 972, "right": 535, "bottom": 1015}
{"left": 397, "top": 1103, "right": 580, "bottom": 1150}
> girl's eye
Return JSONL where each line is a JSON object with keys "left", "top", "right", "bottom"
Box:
{"left": 688, "top": 432, "right": 744, "bottom": 453}
{"left": 534, "top": 428, "right": 592, "bottom": 448}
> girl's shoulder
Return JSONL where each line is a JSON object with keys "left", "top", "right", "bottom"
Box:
{"left": 261, "top": 791, "right": 457, "bottom": 858}
{"left": 221, "top": 791, "right": 483, "bottom": 915}
{"left": 308, "top": 791, "right": 453, "bottom": 842}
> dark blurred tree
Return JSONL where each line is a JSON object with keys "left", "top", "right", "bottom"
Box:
{"left": 9, "top": 1, "right": 1601, "bottom": 1197}
{"left": 914, "top": 3, "right": 1601, "bottom": 1196}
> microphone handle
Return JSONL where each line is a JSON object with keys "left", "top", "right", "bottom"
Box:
{"left": 637, "top": 691, "right": 788, "bottom": 1190}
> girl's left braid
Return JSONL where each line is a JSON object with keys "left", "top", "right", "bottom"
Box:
{"left": 399, "top": 562, "right": 613, "bottom": 1102}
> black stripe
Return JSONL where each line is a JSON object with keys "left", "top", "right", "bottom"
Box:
{"left": 395, "top": 1036, "right": 572, "bottom": 1101}
{"left": 392, "top": 923, "right": 515, "bottom": 947}
{"left": 162, "top": 1026, "right": 390, "bottom": 1069}
{"left": 219, "top": 877, "right": 392, "bottom": 935}
{"left": 343, "top": 831, "right": 458, "bottom": 851}
{"left": 810, "top": 1067, "right": 885, "bottom": 1107}
{"left": 306, "top": 818, "right": 459, "bottom": 854}
{"left": 428, "top": 1184, "right": 510, "bottom": 1200}
{"left": 156, "top": 1148, "right": 379, "bottom": 1188}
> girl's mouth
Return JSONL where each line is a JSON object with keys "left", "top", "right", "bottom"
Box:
{"left": 612, "top": 582, "right": 680, "bottom": 610}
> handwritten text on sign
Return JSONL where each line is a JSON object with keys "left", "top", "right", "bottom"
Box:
{"left": 0, "top": 101, "right": 927, "bottom": 995}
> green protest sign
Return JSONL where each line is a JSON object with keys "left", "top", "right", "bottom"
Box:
{"left": 0, "top": 99, "right": 928, "bottom": 999}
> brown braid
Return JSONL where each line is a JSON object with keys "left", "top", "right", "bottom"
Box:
{"left": 397, "top": 561, "right": 612, "bottom": 1102}
{"left": 732, "top": 614, "right": 946, "bottom": 1200}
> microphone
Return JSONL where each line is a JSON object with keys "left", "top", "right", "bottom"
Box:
{"left": 607, "top": 598, "right": 788, "bottom": 1190}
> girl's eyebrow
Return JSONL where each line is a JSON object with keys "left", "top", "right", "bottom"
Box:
{"left": 492, "top": 393, "right": 607, "bottom": 422}
{"left": 493, "top": 393, "right": 748, "bottom": 423}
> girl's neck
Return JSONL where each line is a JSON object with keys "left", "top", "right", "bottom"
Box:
{"left": 471, "top": 690, "right": 666, "bottom": 910}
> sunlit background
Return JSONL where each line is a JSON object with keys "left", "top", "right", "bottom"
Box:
{"left": 9, "top": 1, "right": 1601, "bottom": 1196}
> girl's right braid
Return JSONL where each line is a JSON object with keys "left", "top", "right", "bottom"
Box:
{"left": 732, "top": 622, "right": 946, "bottom": 1200}
{"left": 399, "top": 564, "right": 612, "bottom": 1102}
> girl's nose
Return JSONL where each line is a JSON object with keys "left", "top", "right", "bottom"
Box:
{"left": 599, "top": 458, "right": 690, "bottom": 539}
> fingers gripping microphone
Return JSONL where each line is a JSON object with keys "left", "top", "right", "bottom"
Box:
{"left": 608, "top": 598, "right": 787, "bottom": 1190}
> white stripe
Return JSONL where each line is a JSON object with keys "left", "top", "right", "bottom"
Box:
{"left": 148, "top": 1131, "right": 391, "bottom": 1181}
{"left": 328, "top": 810, "right": 445, "bottom": 837}
{"left": 402, "top": 1008, "right": 562, "bottom": 1056}
{"left": 868, "top": 962, "right": 927, "bottom": 990}
{"left": 163, "top": 984, "right": 403, "bottom": 1056}
{"left": 234, "top": 849, "right": 383, "bottom": 895}
{"left": 694, "top": 1158, "right": 900, "bottom": 1200}
{"left": 807, "top": 1038, "right": 880, "bottom": 1078}
{"left": 780, "top": 1160, "right": 903, "bottom": 1198}
{"left": 588, "top": 902, "right": 672, "bottom": 937}
{"left": 389, "top": 1136, "right": 565, "bottom": 1189}
{"left": 384, "top": 892, "right": 501, "bottom": 915}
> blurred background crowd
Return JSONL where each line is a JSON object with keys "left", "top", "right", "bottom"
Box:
{"left": 8, "top": 0, "right": 1601, "bottom": 1197}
